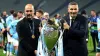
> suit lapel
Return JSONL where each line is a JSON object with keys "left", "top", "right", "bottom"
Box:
{"left": 71, "top": 16, "right": 79, "bottom": 28}
{"left": 64, "top": 16, "right": 70, "bottom": 26}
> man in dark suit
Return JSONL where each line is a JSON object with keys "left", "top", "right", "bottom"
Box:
{"left": 61, "top": 2, "right": 88, "bottom": 56}
{"left": 16, "top": 4, "right": 41, "bottom": 56}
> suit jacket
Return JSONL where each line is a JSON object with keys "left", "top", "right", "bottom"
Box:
{"left": 61, "top": 14, "right": 88, "bottom": 56}
{"left": 16, "top": 17, "right": 41, "bottom": 56}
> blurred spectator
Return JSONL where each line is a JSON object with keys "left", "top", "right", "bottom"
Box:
{"left": 34, "top": 9, "right": 44, "bottom": 20}
{"left": 89, "top": 10, "right": 99, "bottom": 52}
{"left": 81, "top": 10, "right": 89, "bottom": 43}
{"left": 81, "top": 10, "right": 88, "bottom": 18}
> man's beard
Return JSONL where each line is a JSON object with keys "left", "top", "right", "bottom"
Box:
{"left": 26, "top": 14, "right": 33, "bottom": 22}
{"left": 26, "top": 14, "right": 32, "bottom": 18}
{"left": 70, "top": 12, "right": 77, "bottom": 19}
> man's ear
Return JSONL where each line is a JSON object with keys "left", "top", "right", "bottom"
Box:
{"left": 67, "top": 7, "right": 70, "bottom": 13}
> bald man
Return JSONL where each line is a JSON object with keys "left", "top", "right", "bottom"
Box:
{"left": 16, "top": 4, "right": 41, "bottom": 56}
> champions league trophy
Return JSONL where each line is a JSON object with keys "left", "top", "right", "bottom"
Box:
{"left": 37, "top": 18, "right": 64, "bottom": 56}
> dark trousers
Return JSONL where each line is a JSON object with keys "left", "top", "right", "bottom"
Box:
{"left": 17, "top": 44, "right": 36, "bottom": 56}
{"left": 3, "top": 30, "right": 7, "bottom": 51}
{"left": 3, "top": 30, "right": 7, "bottom": 42}
{"left": 64, "top": 46, "right": 88, "bottom": 56}
{"left": 91, "top": 32, "right": 99, "bottom": 51}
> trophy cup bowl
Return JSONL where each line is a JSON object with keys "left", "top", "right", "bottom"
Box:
{"left": 42, "top": 19, "right": 60, "bottom": 52}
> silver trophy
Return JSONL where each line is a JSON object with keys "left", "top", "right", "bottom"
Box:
{"left": 37, "top": 18, "right": 64, "bottom": 56}
{"left": 41, "top": 19, "right": 62, "bottom": 56}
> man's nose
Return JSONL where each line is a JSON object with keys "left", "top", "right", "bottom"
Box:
{"left": 72, "top": 10, "right": 76, "bottom": 12}
{"left": 27, "top": 12, "right": 31, "bottom": 14}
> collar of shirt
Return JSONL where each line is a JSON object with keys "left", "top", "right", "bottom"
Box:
{"left": 34, "top": 16, "right": 39, "bottom": 19}
{"left": 69, "top": 15, "right": 72, "bottom": 26}
{"left": 19, "top": 16, "right": 25, "bottom": 21}
{"left": 69, "top": 15, "right": 72, "bottom": 20}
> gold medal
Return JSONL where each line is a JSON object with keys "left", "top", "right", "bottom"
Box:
{"left": 32, "top": 35, "right": 35, "bottom": 39}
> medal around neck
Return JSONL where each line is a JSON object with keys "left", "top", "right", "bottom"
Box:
{"left": 32, "top": 34, "right": 35, "bottom": 39}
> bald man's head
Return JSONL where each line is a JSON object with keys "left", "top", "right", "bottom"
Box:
{"left": 24, "top": 4, "right": 34, "bottom": 18}
{"left": 25, "top": 4, "right": 34, "bottom": 10}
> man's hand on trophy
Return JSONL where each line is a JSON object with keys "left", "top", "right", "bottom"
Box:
{"left": 98, "top": 28, "right": 100, "bottom": 32}
{"left": 1, "top": 28, "right": 5, "bottom": 34}
{"left": 34, "top": 50, "right": 37, "bottom": 55}
{"left": 39, "top": 27, "right": 42, "bottom": 32}
{"left": 63, "top": 22, "right": 70, "bottom": 30}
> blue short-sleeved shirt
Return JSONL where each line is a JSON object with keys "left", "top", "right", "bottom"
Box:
{"left": 8, "top": 20, "right": 19, "bottom": 39}
{"left": 6, "top": 15, "right": 15, "bottom": 34}
{"left": 89, "top": 16, "right": 98, "bottom": 33}
{"left": 6, "top": 15, "right": 14, "bottom": 26}
{"left": 97, "top": 17, "right": 100, "bottom": 41}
